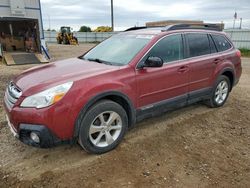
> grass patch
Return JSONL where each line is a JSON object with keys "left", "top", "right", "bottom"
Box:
{"left": 239, "top": 48, "right": 250, "bottom": 57}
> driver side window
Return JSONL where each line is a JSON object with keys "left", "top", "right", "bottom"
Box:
{"left": 146, "top": 34, "right": 184, "bottom": 63}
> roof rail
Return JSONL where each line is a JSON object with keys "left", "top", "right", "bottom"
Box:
{"left": 124, "top": 24, "right": 223, "bottom": 32}
{"left": 163, "top": 24, "right": 223, "bottom": 31}
{"left": 124, "top": 26, "right": 147, "bottom": 31}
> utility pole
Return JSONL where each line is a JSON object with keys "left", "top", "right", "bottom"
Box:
{"left": 233, "top": 11, "right": 237, "bottom": 29}
{"left": 239, "top": 18, "right": 242, "bottom": 29}
{"left": 111, "top": 0, "right": 114, "bottom": 31}
{"left": 48, "top": 14, "right": 51, "bottom": 42}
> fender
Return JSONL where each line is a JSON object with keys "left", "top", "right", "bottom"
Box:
{"left": 73, "top": 90, "right": 136, "bottom": 139}
{"left": 217, "top": 67, "right": 235, "bottom": 89}
{"left": 212, "top": 62, "right": 235, "bottom": 88}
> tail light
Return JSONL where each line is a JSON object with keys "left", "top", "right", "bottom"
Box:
{"left": 236, "top": 50, "right": 241, "bottom": 58}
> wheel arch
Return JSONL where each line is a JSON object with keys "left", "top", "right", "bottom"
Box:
{"left": 220, "top": 68, "right": 235, "bottom": 91}
{"left": 73, "top": 91, "right": 136, "bottom": 139}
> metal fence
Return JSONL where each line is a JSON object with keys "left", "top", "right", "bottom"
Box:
{"left": 44, "top": 31, "right": 117, "bottom": 43}
{"left": 44, "top": 30, "right": 250, "bottom": 49}
{"left": 224, "top": 29, "right": 250, "bottom": 49}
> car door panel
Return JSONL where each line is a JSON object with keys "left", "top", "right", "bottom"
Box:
{"left": 186, "top": 56, "right": 216, "bottom": 92}
{"left": 136, "top": 61, "right": 189, "bottom": 107}
{"left": 135, "top": 34, "right": 189, "bottom": 108}
{"left": 185, "top": 33, "right": 218, "bottom": 94}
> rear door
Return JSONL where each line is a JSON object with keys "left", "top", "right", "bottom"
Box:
{"left": 184, "top": 32, "right": 218, "bottom": 102}
{"left": 136, "top": 34, "right": 189, "bottom": 108}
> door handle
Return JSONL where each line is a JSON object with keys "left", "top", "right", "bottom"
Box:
{"left": 178, "top": 66, "right": 189, "bottom": 73}
{"left": 213, "top": 58, "right": 222, "bottom": 65}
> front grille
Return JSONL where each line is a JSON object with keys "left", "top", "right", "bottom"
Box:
{"left": 4, "top": 82, "right": 22, "bottom": 109}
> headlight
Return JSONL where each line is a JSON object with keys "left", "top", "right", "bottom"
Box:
{"left": 21, "top": 82, "right": 73, "bottom": 109}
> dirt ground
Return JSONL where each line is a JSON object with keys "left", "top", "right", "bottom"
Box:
{"left": 0, "top": 44, "right": 250, "bottom": 188}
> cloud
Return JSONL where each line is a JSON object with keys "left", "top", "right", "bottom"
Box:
{"left": 40, "top": 0, "right": 250, "bottom": 31}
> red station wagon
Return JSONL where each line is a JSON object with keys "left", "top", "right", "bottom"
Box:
{"left": 4, "top": 24, "right": 242, "bottom": 154}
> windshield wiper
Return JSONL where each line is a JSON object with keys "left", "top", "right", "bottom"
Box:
{"left": 86, "top": 58, "right": 113, "bottom": 65}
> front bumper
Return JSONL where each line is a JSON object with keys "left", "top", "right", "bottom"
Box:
{"left": 5, "top": 114, "right": 18, "bottom": 138}
{"left": 3, "top": 81, "right": 78, "bottom": 147}
{"left": 6, "top": 113, "right": 63, "bottom": 147}
{"left": 4, "top": 104, "right": 70, "bottom": 148}
{"left": 19, "top": 124, "right": 62, "bottom": 148}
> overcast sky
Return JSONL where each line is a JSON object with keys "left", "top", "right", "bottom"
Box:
{"left": 40, "top": 0, "right": 250, "bottom": 31}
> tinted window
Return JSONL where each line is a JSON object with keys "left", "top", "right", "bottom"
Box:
{"left": 208, "top": 35, "right": 217, "bottom": 53}
{"left": 186, "top": 33, "right": 211, "bottom": 57}
{"left": 147, "top": 34, "right": 183, "bottom": 63}
{"left": 212, "top": 34, "right": 232, "bottom": 52}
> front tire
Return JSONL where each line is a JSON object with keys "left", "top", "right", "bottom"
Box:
{"left": 207, "top": 75, "right": 231, "bottom": 108}
{"left": 78, "top": 100, "right": 128, "bottom": 154}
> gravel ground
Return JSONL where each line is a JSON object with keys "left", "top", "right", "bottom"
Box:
{"left": 0, "top": 44, "right": 249, "bottom": 188}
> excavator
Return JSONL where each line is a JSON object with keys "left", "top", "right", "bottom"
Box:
{"left": 56, "top": 27, "right": 78, "bottom": 45}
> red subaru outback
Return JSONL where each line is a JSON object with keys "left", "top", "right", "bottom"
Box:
{"left": 4, "top": 24, "right": 242, "bottom": 154}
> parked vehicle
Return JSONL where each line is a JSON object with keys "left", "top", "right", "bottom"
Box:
{"left": 56, "top": 26, "right": 78, "bottom": 45}
{"left": 4, "top": 24, "right": 242, "bottom": 154}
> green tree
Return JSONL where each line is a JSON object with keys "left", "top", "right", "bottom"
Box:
{"left": 79, "top": 26, "right": 92, "bottom": 32}
{"left": 94, "top": 26, "right": 112, "bottom": 32}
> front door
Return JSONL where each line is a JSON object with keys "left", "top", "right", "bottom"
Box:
{"left": 136, "top": 34, "right": 189, "bottom": 108}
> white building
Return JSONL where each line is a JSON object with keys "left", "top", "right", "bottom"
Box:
{"left": 0, "top": 0, "right": 48, "bottom": 65}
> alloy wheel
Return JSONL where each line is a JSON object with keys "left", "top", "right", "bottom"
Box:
{"left": 214, "top": 80, "right": 229, "bottom": 104}
{"left": 89, "top": 111, "right": 122, "bottom": 147}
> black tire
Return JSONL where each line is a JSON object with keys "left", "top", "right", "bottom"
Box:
{"left": 63, "top": 37, "right": 68, "bottom": 45}
{"left": 206, "top": 75, "right": 231, "bottom": 108}
{"left": 78, "top": 100, "right": 128, "bottom": 154}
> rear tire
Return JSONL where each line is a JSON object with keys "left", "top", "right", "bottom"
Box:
{"left": 78, "top": 100, "right": 128, "bottom": 154}
{"left": 206, "top": 75, "right": 231, "bottom": 108}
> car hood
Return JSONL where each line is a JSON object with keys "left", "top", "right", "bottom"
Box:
{"left": 13, "top": 58, "right": 119, "bottom": 96}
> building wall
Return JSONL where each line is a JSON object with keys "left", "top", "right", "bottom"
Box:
{"left": 146, "top": 20, "right": 204, "bottom": 27}
{"left": 0, "top": 0, "right": 44, "bottom": 38}
{"left": 146, "top": 20, "right": 224, "bottom": 30}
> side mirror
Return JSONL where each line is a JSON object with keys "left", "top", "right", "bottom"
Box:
{"left": 143, "top": 56, "right": 163, "bottom": 68}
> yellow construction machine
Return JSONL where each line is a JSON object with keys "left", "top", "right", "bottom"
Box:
{"left": 56, "top": 27, "right": 78, "bottom": 45}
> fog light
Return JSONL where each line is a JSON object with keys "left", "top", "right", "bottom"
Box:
{"left": 30, "top": 132, "right": 40, "bottom": 143}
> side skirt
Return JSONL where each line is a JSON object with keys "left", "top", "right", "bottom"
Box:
{"left": 188, "top": 87, "right": 212, "bottom": 105}
{"left": 136, "top": 87, "right": 212, "bottom": 122}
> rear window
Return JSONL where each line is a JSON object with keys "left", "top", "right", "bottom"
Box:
{"left": 211, "top": 34, "right": 232, "bottom": 52}
{"left": 186, "top": 33, "right": 211, "bottom": 58}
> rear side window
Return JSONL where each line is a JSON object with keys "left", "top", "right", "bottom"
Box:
{"left": 186, "top": 33, "right": 211, "bottom": 57}
{"left": 147, "top": 34, "right": 184, "bottom": 63}
{"left": 211, "top": 34, "right": 232, "bottom": 52}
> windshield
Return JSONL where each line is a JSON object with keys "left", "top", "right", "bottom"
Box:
{"left": 82, "top": 34, "right": 152, "bottom": 66}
